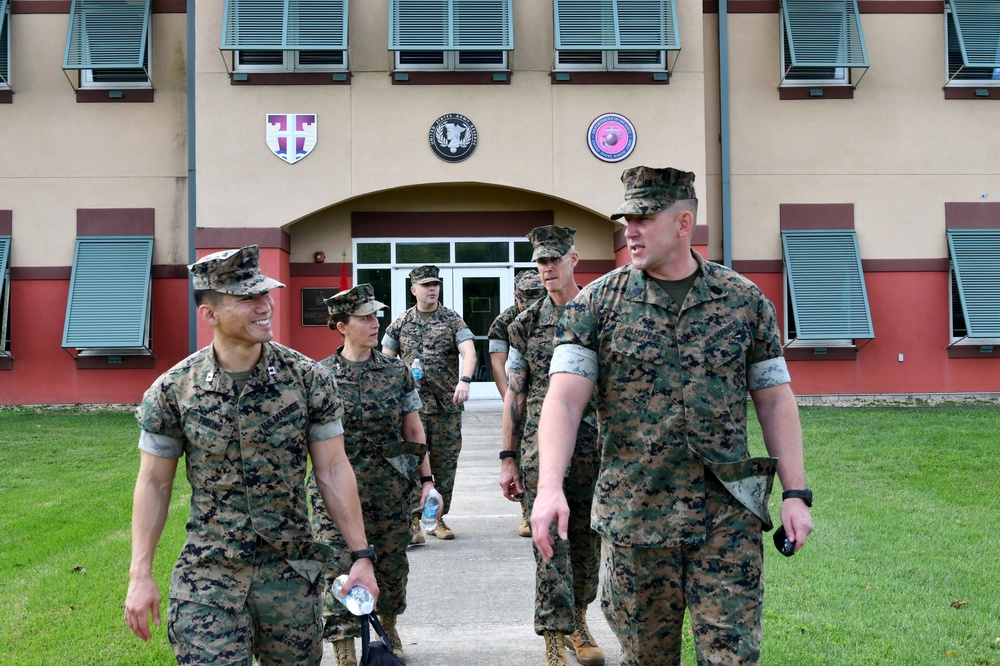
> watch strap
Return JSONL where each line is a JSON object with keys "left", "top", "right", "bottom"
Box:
{"left": 782, "top": 489, "right": 813, "bottom": 507}
{"left": 419, "top": 475, "right": 434, "bottom": 484}
{"left": 460, "top": 375, "right": 472, "bottom": 383}
{"left": 499, "top": 450, "right": 516, "bottom": 460}
{"left": 350, "top": 545, "right": 377, "bottom": 563}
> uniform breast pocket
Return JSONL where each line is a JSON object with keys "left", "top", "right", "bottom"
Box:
{"left": 184, "top": 414, "right": 234, "bottom": 458}
{"left": 699, "top": 321, "right": 751, "bottom": 402}
{"left": 608, "top": 327, "right": 666, "bottom": 414}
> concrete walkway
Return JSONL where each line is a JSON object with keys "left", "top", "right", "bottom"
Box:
{"left": 323, "top": 401, "right": 623, "bottom": 666}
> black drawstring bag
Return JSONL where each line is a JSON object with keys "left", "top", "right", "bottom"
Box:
{"left": 359, "top": 613, "right": 406, "bottom": 666}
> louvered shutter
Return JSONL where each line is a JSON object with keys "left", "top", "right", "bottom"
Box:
{"left": 781, "top": 0, "right": 867, "bottom": 70}
{"left": 554, "top": 0, "right": 679, "bottom": 51}
{"left": 221, "top": 0, "right": 348, "bottom": 51}
{"left": 947, "top": 229, "right": 1000, "bottom": 338}
{"left": 389, "top": 0, "right": 513, "bottom": 51}
{"left": 63, "top": 0, "right": 150, "bottom": 69}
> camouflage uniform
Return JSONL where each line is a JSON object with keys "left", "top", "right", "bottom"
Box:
{"left": 308, "top": 346, "right": 425, "bottom": 640}
{"left": 137, "top": 341, "right": 344, "bottom": 665}
{"left": 487, "top": 304, "right": 520, "bottom": 357}
{"left": 548, "top": 168, "right": 790, "bottom": 666}
{"left": 508, "top": 295, "right": 601, "bottom": 636}
{"left": 382, "top": 270, "right": 474, "bottom": 518}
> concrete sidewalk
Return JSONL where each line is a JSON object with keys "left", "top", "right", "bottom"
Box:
{"left": 323, "top": 401, "right": 623, "bottom": 666}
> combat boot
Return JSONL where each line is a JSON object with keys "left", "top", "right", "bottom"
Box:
{"left": 544, "top": 631, "right": 570, "bottom": 666}
{"left": 565, "top": 605, "right": 605, "bottom": 666}
{"left": 379, "top": 612, "right": 405, "bottom": 659}
{"left": 518, "top": 500, "right": 532, "bottom": 537}
{"left": 430, "top": 518, "right": 455, "bottom": 540}
{"left": 331, "top": 638, "right": 356, "bottom": 666}
{"left": 409, "top": 514, "right": 425, "bottom": 546}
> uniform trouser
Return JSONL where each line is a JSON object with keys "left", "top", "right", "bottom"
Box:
{"left": 601, "top": 474, "right": 765, "bottom": 666}
{"left": 167, "top": 544, "right": 324, "bottom": 666}
{"left": 308, "top": 465, "right": 413, "bottom": 640}
{"left": 411, "top": 410, "right": 463, "bottom": 517}
{"left": 523, "top": 422, "right": 601, "bottom": 635}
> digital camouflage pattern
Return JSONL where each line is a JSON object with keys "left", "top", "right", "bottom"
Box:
{"left": 514, "top": 269, "right": 545, "bottom": 301}
{"left": 487, "top": 304, "right": 519, "bottom": 354}
{"left": 409, "top": 264, "right": 441, "bottom": 285}
{"left": 308, "top": 348, "right": 425, "bottom": 640}
{"left": 527, "top": 225, "right": 576, "bottom": 260}
{"left": 323, "top": 283, "right": 387, "bottom": 319}
{"left": 609, "top": 166, "right": 697, "bottom": 221}
{"left": 188, "top": 244, "right": 285, "bottom": 295}
{"left": 508, "top": 297, "right": 600, "bottom": 635}
{"left": 135, "top": 341, "right": 345, "bottom": 614}
{"left": 550, "top": 252, "right": 783, "bottom": 547}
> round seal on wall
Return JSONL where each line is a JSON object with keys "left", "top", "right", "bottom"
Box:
{"left": 587, "top": 113, "right": 636, "bottom": 163}
{"left": 429, "top": 113, "right": 478, "bottom": 163}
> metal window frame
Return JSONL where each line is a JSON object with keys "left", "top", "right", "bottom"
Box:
{"left": 389, "top": 0, "right": 514, "bottom": 51}
{"left": 62, "top": 236, "right": 154, "bottom": 354}
{"left": 0, "top": 0, "right": 10, "bottom": 90}
{"left": 781, "top": 229, "right": 874, "bottom": 344}
{"left": 947, "top": 229, "right": 1000, "bottom": 341}
{"left": 62, "top": 0, "right": 152, "bottom": 90}
{"left": 944, "top": 0, "right": 1000, "bottom": 87}
{"left": 779, "top": 0, "right": 868, "bottom": 88}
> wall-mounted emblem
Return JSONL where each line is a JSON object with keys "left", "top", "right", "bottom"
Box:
{"left": 587, "top": 113, "right": 636, "bottom": 163}
{"left": 266, "top": 114, "right": 317, "bottom": 164}
{"left": 429, "top": 113, "right": 478, "bottom": 163}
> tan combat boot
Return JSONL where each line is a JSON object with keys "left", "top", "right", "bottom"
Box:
{"left": 331, "top": 638, "right": 356, "bottom": 666}
{"left": 409, "top": 514, "right": 425, "bottom": 546}
{"left": 430, "top": 518, "right": 455, "bottom": 540}
{"left": 544, "top": 631, "right": 570, "bottom": 666}
{"left": 518, "top": 499, "right": 532, "bottom": 537}
{"left": 379, "top": 613, "right": 405, "bottom": 659}
{"left": 564, "top": 605, "right": 605, "bottom": 666}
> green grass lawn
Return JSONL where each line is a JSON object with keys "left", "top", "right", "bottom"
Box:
{"left": 1, "top": 405, "right": 998, "bottom": 665}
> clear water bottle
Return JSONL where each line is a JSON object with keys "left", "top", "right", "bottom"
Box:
{"left": 420, "top": 488, "right": 441, "bottom": 533}
{"left": 330, "top": 574, "right": 374, "bottom": 616}
{"left": 411, "top": 358, "right": 423, "bottom": 384}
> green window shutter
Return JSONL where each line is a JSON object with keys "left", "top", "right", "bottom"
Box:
{"left": 1, "top": 0, "right": 9, "bottom": 86}
{"left": 781, "top": 0, "right": 867, "bottom": 69}
{"left": 63, "top": 0, "right": 150, "bottom": 70}
{"left": 947, "top": 229, "right": 1000, "bottom": 339}
{"left": 554, "top": 0, "right": 679, "bottom": 51}
{"left": 221, "top": 0, "right": 349, "bottom": 51}
{"left": 389, "top": 0, "right": 513, "bottom": 51}
{"left": 948, "top": 0, "right": 1000, "bottom": 69}
{"left": 0, "top": 234, "right": 9, "bottom": 297}
{"left": 62, "top": 236, "right": 153, "bottom": 350}
{"left": 782, "top": 229, "right": 874, "bottom": 340}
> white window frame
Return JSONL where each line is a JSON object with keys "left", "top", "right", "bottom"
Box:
{"left": 944, "top": 5, "right": 1000, "bottom": 87}
{"left": 554, "top": 49, "right": 666, "bottom": 72}
{"left": 80, "top": 27, "right": 151, "bottom": 89}
{"left": 234, "top": 49, "right": 348, "bottom": 73}
{"left": 394, "top": 50, "right": 507, "bottom": 71}
{"left": 779, "top": 18, "right": 848, "bottom": 87}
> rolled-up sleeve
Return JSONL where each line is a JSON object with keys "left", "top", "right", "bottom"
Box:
{"left": 138, "top": 431, "right": 184, "bottom": 459}
{"left": 550, "top": 344, "right": 598, "bottom": 382}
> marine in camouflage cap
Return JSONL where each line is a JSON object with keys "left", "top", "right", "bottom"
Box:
{"left": 514, "top": 270, "right": 545, "bottom": 301}
{"left": 610, "top": 166, "right": 697, "bottom": 221}
{"left": 527, "top": 225, "right": 576, "bottom": 261}
{"left": 189, "top": 245, "right": 285, "bottom": 295}
{"left": 324, "top": 283, "right": 388, "bottom": 321}
{"left": 409, "top": 265, "right": 442, "bottom": 285}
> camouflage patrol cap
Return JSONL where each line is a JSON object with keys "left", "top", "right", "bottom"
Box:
{"left": 324, "top": 283, "right": 387, "bottom": 318}
{"left": 409, "top": 265, "right": 442, "bottom": 285}
{"left": 189, "top": 245, "right": 285, "bottom": 295}
{"left": 527, "top": 225, "right": 577, "bottom": 261}
{"left": 610, "top": 166, "right": 697, "bottom": 220}
{"left": 514, "top": 270, "right": 545, "bottom": 300}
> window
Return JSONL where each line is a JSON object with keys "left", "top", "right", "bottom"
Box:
{"left": 779, "top": 0, "right": 867, "bottom": 88}
{"left": 62, "top": 235, "right": 154, "bottom": 356}
{"left": 945, "top": 0, "right": 1000, "bottom": 86}
{"left": 63, "top": 0, "right": 152, "bottom": 90}
{"left": 1, "top": 0, "right": 10, "bottom": 91}
{"left": 781, "top": 229, "right": 874, "bottom": 352}
{"left": 0, "top": 232, "right": 10, "bottom": 365}
{"left": 553, "top": 0, "right": 679, "bottom": 72}
{"left": 222, "top": 0, "right": 349, "bottom": 73}
{"left": 947, "top": 229, "right": 1000, "bottom": 345}
{"left": 389, "top": 0, "right": 513, "bottom": 71}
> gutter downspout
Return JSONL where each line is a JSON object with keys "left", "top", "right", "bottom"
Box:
{"left": 719, "top": 0, "right": 732, "bottom": 268}
{"left": 187, "top": 0, "right": 197, "bottom": 353}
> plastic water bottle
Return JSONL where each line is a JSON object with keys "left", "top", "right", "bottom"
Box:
{"left": 410, "top": 358, "right": 423, "bottom": 385}
{"left": 420, "top": 488, "right": 441, "bottom": 533}
{"left": 330, "top": 574, "right": 374, "bottom": 616}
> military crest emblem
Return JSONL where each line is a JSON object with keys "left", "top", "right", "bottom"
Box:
{"left": 265, "top": 114, "right": 317, "bottom": 164}
{"left": 428, "top": 113, "right": 478, "bottom": 163}
{"left": 587, "top": 113, "right": 636, "bottom": 163}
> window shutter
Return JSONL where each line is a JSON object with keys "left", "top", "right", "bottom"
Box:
{"left": 554, "top": 0, "right": 679, "bottom": 51}
{"left": 780, "top": 0, "right": 867, "bottom": 69}
{"left": 222, "top": 0, "right": 348, "bottom": 51}
{"left": 389, "top": 0, "right": 513, "bottom": 51}
{"left": 0, "top": 234, "right": 9, "bottom": 296}
{"left": 782, "top": 229, "right": 874, "bottom": 340}
{"left": 948, "top": 0, "right": 1000, "bottom": 69}
{"left": 63, "top": 0, "right": 151, "bottom": 70}
{"left": 62, "top": 236, "right": 153, "bottom": 350}
{"left": 947, "top": 229, "right": 1000, "bottom": 338}
{"left": 1, "top": 0, "right": 9, "bottom": 85}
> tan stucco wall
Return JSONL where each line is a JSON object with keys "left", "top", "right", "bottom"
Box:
{"left": 0, "top": 13, "right": 189, "bottom": 266}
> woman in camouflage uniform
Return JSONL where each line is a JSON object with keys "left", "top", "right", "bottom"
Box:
{"left": 308, "top": 283, "right": 436, "bottom": 665}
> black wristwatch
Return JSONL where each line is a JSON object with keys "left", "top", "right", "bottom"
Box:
{"left": 782, "top": 489, "right": 813, "bottom": 507}
{"left": 499, "top": 450, "right": 516, "bottom": 460}
{"left": 419, "top": 475, "right": 435, "bottom": 484}
{"left": 460, "top": 375, "right": 472, "bottom": 383}
{"left": 350, "top": 545, "right": 378, "bottom": 564}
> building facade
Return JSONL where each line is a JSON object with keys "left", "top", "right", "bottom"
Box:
{"left": 0, "top": 0, "right": 997, "bottom": 405}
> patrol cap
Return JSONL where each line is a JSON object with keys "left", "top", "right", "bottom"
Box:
{"left": 324, "top": 283, "right": 387, "bottom": 318}
{"left": 189, "top": 245, "right": 285, "bottom": 295}
{"left": 514, "top": 270, "right": 545, "bottom": 300}
{"left": 527, "top": 225, "right": 576, "bottom": 261}
{"left": 610, "top": 166, "right": 697, "bottom": 221}
{"left": 409, "top": 265, "right": 442, "bottom": 285}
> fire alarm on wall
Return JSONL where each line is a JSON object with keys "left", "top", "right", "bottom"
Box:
{"left": 314, "top": 251, "right": 326, "bottom": 263}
